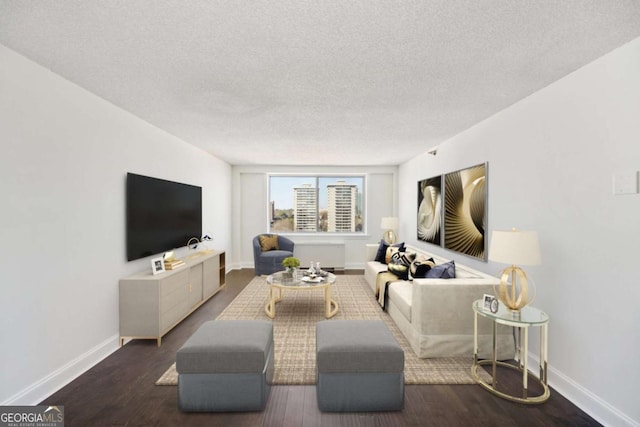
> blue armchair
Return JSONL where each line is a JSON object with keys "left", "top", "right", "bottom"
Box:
{"left": 252, "top": 234, "right": 295, "bottom": 276}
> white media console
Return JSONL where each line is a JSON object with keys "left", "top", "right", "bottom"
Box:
{"left": 119, "top": 250, "right": 225, "bottom": 346}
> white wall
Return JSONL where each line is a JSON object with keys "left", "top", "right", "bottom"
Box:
{"left": 399, "top": 37, "right": 640, "bottom": 427}
{"left": 231, "top": 166, "right": 398, "bottom": 270}
{"left": 0, "top": 44, "right": 232, "bottom": 404}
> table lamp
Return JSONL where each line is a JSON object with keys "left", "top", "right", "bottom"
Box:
{"left": 489, "top": 228, "right": 541, "bottom": 311}
{"left": 380, "top": 217, "right": 399, "bottom": 244}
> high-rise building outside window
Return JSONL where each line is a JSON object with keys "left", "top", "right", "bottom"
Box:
{"left": 327, "top": 181, "right": 357, "bottom": 232}
{"left": 293, "top": 184, "right": 318, "bottom": 231}
{"left": 269, "top": 175, "right": 364, "bottom": 233}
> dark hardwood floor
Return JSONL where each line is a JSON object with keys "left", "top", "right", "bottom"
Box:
{"left": 42, "top": 269, "right": 600, "bottom": 426}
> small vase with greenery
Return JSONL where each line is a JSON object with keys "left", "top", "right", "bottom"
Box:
{"left": 282, "top": 257, "right": 300, "bottom": 277}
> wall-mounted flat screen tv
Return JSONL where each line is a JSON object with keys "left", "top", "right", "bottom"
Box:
{"left": 126, "top": 173, "right": 202, "bottom": 261}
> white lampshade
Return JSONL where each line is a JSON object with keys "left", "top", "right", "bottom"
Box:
{"left": 489, "top": 229, "right": 541, "bottom": 266}
{"left": 380, "top": 217, "right": 399, "bottom": 230}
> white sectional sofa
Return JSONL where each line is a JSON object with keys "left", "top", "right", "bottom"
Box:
{"left": 365, "top": 243, "right": 514, "bottom": 359}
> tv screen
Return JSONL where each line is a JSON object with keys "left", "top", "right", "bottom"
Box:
{"left": 126, "top": 173, "right": 202, "bottom": 261}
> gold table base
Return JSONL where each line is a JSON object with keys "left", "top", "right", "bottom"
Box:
{"left": 265, "top": 282, "right": 338, "bottom": 319}
{"left": 471, "top": 360, "right": 550, "bottom": 404}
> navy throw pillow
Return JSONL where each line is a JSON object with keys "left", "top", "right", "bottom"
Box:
{"left": 424, "top": 260, "right": 456, "bottom": 279}
{"left": 374, "top": 240, "right": 405, "bottom": 263}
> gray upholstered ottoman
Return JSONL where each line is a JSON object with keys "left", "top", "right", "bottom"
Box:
{"left": 176, "top": 320, "right": 274, "bottom": 412}
{"left": 316, "top": 320, "right": 404, "bottom": 412}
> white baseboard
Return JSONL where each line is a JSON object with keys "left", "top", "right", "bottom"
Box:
{"left": 527, "top": 353, "right": 638, "bottom": 427}
{"left": 236, "top": 261, "right": 253, "bottom": 270}
{"left": 1, "top": 334, "right": 120, "bottom": 406}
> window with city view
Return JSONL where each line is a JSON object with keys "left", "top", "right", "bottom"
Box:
{"left": 269, "top": 175, "right": 365, "bottom": 233}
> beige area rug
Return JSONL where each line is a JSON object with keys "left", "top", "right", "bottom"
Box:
{"left": 156, "top": 275, "right": 482, "bottom": 385}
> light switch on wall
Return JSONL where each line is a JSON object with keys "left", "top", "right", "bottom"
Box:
{"left": 613, "top": 170, "right": 639, "bottom": 195}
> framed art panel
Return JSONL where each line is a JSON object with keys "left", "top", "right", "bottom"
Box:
{"left": 443, "top": 163, "right": 487, "bottom": 260}
{"left": 417, "top": 175, "right": 442, "bottom": 246}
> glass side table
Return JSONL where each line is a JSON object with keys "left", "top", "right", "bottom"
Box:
{"left": 471, "top": 299, "right": 550, "bottom": 404}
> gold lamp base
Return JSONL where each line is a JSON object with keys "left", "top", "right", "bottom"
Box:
{"left": 382, "top": 230, "right": 397, "bottom": 244}
{"left": 494, "top": 265, "right": 536, "bottom": 311}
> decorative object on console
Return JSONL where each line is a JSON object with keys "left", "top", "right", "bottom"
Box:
{"left": 151, "top": 256, "right": 165, "bottom": 275}
{"left": 417, "top": 175, "right": 442, "bottom": 246}
{"left": 489, "top": 228, "right": 541, "bottom": 312}
{"left": 199, "top": 233, "right": 214, "bottom": 252}
{"left": 380, "top": 217, "right": 399, "bottom": 244}
{"left": 443, "top": 163, "right": 487, "bottom": 260}
{"left": 187, "top": 237, "right": 200, "bottom": 250}
{"left": 163, "top": 251, "right": 185, "bottom": 270}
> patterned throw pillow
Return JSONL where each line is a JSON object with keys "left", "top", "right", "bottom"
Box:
{"left": 375, "top": 240, "right": 405, "bottom": 263}
{"left": 259, "top": 234, "right": 279, "bottom": 252}
{"left": 424, "top": 260, "right": 456, "bottom": 279}
{"left": 410, "top": 256, "right": 436, "bottom": 279}
{"left": 385, "top": 246, "right": 402, "bottom": 264}
{"left": 387, "top": 251, "right": 416, "bottom": 280}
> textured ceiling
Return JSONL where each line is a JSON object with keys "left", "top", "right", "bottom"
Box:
{"left": 1, "top": 1, "right": 640, "bottom": 166}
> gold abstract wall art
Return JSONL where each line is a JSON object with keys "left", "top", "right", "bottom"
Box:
{"left": 443, "top": 163, "right": 487, "bottom": 260}
{"left": 417, "top": 175, "right": 442, "bottom": 246}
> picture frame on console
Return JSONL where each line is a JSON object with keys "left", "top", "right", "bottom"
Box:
{"left": 151, "top": 256, "right": 165, "bottom": 275}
